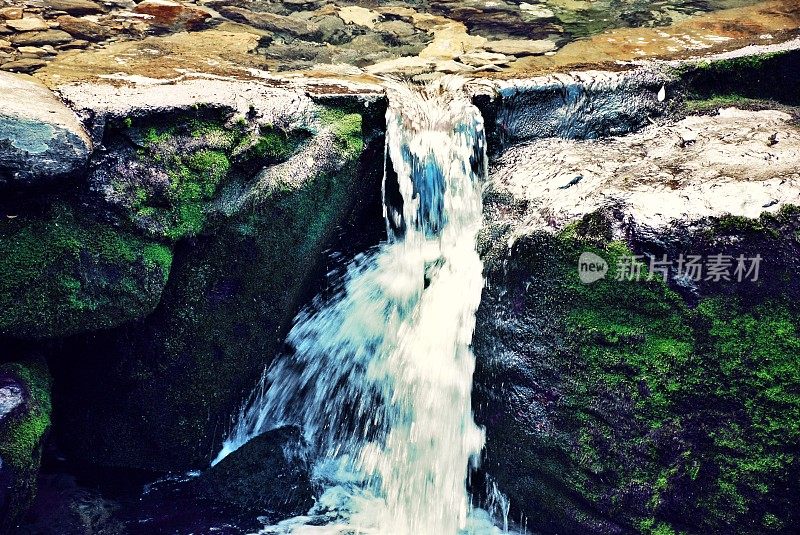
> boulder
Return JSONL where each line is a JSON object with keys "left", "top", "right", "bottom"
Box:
{"left": 49, "top": 98, "right": 385, "bottom": 471}
{"left": 55, "top": 15, "right": 114, "bottom": 42}
{"left": 0, "top": 71, "right": 91, "bottom": 186}
{"left": 10, "top": 30, "right": 73, "bottom": 46}
{"left": 473, "top": 104, "right": 800, "bottom": 534}
{"left": 195, "top": 426, "right": 313, "bottom": 520}
{"left": 0, "top": 357, "right": 51, "bottom": 532}
{"left": 132, "top": 0, "right": 212, "bottom": 31}
{"left": 27, "top": 0, "right": 106, "bottom": 16}
{"left": 0, "top": 201, "right": 173, "bottom": 339}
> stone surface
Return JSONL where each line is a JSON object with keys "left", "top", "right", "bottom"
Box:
{"left": 10, "top": 29, "right": 73, "bottom": 46}
{"left": 491, "top": 108, "right": 800, "bottom": 230}
{"left": 6, "top": 17, "right": 48, "bottom": 32}
{"left": 0, "top": 358, "right": 51, "bottom": 532}
{"left": 473, "top": 98, "right": 800, "bottom": 534}
{"left": 55, "top": 15, "right": 113, "bottom": 41}
{"left": 0, "top": 71, "right": 91, "bottom": 186}
{"left": 484, "top": 38, "right": 557, "bottom": 56}
{"left": 196, "top": 426, "right": 313, "bottom": 520}
{"left": 0, "top": 7, "right": 23, "bottom": 20}
{"left": 27, "top": 0, "right": 106, "bottom": 16}
{"left": 132, "top": 0, "right": 212, "bottom": 31}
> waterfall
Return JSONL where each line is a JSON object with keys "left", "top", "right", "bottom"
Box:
{"left": 214, "top": 78, "right": 507, "bottom": 534}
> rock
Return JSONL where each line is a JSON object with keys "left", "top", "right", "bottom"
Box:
{"left": 338, "top": 6, "right": 380, "bottom": 29}
{"left": 6, "top": 17, "right": 48, "bottom": 32}
{"left": 0, "top": 358, "right": 51, "bottom": 532}
{"left": 132, "top": 0, "right": 212, "bottom": 31}
{"left": 28, "top": 0, "right": 106, "bottom": 16}
{"left": 460, "top": 50, "right": 510, "bottom": 67}
{"left": 195, "top": 427, "right": 314, "bottom": 520}
{"left": 55, "top": 15, "right": 113, "bottom": 41}
{"left": 0, "top": 7, "right": 23, "bottom": 20}
{"left": 16, "top": 46, "right": 47, "bottom": 56}
{"left": 0, "top": 59, "right": 46, "bottom": 72}
{"left": 484, "top": 38, "right": 556, "bottom": 56}
{"left": 0, "top": 71, "right": 91, "bottom": 185}
{"left": 473, "top": 98, "right": 800, "bottom": 534}
{"left": 217, "top": 6, "right": 322, "bottom": 39}
{"left": 0, "top": 201, "right": 174, "bottom": 339}
{"left": 519, "top": 3, "right": 555, "bottom": 18}
{"left": 48, "top": 87, "right": 383, "bottom": 471}
{"left": 10, "top": 29, "right": 73, "bottom": 46}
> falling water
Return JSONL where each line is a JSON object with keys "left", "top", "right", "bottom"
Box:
{"left": 214, "top": 78, "right": 506, "bottom": 534}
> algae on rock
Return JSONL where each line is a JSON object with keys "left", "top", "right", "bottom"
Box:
{"left": 0, "top": 201, "right": 173, "bottom": 339}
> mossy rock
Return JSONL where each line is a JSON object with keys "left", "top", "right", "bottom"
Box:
{"left": 0, "top": 202, "right": 173, "bottom": 339}
{"left": 474, "top": 209, "right": 800, "bottom": 535}
{"left": 90, "top": 112, "right": 310, "bottom": 241}
{"left": 0, "top": 357, "right": 51, "bottom": 531}
{"left": 50, "top": 104, "right": 384, "bottom": 471}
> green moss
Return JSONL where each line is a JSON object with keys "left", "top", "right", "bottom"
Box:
{"left": 685, "top": 93, "right": 757, "bottom": 112}
{"left": 58, "top": 110, "right": 372, "bottom": 470}
{"left": 0, "top": 203, "right": 173, "bottom": 338}
{"left": 318, "top": 107, "right": 364, "bottom": 157}
{"left": 247, "top": 128, "right": 308, "bottom": 162}
{"left": 0, "top": 360, "right": 51, "bottom": 470}
{"left": 491, "top": 212, "right": 800, "bottom": 534}
{"left": 0, "top": 358, "right": 51, "bottom": 530}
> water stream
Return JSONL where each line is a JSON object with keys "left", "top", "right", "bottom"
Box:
{"left": 213, "top": 78, "right": 505, "bottom": 534}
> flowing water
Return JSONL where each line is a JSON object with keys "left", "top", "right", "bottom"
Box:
{"left": 213, "top": 78, "right": 506, "bottom": 535}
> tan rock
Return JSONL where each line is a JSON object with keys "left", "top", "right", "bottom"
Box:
{"left": 7, "top": 17, "right": 49, "bottom": 32}
{"left": 16, "top": 46, "right": 48, "bottom": 56}
{"left": 56, "top": 15, "right": 113, "bottom": 41}
{"left": 10, "top": 30, "right": 73, "bottom": 46}
{"left": 29, "top": 0, "right": 105, "bottom": 15}
{"left": 0, "top": 58, "right": 46, "bottom": 72}
{"left": 0, "top": 7, "right": 24, "bottom": 20}
{"left": 484, "top": 39, "right": 557, "bottom": 56}
{"left": 338, "top": 6, "right": 380, "bottom": 29}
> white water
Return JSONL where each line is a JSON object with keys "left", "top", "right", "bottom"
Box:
{"left": 214, "top": 79, "right": 508, "bottom": 535}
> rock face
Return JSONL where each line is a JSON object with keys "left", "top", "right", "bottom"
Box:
{"left": 196, "top": 426, "right": 313, "bottom": 520}
{"left": 0, "top": 357, "right": 51, "bottom": 532}
{"left": 0, "top": 71, "right": 91, "bottom": 186}
{"left": 43, "top": 80, "right": 385, "bottom": 471}
{"left": 473, "top": 100, "right": 800, "bottom": 534}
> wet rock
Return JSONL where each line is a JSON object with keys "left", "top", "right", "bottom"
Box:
{"left": 6, "top": 17, "right": 48, "bottom": 32}
{"left": 48, "top": 80, "right": 384, "bottom": 471}
{"left": 10, "top": 29, "right": 73, "bottom": 46}
{"left": 0, "top": 70, "right": 91, "bottom": 186}
{"left": 55, "top": 15, "right": 113, "bottom": 41}
{"left": 195, "top": 427, "right": 314, "bottom": 520}
{"left": 474, "top": 96, "right": 800, "bottom": 534}
{"left": 0, "top": 358, "right": 51, "bottom": 532}
{"left": 132, "top": 0, "right": 213, "bottom": 31}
